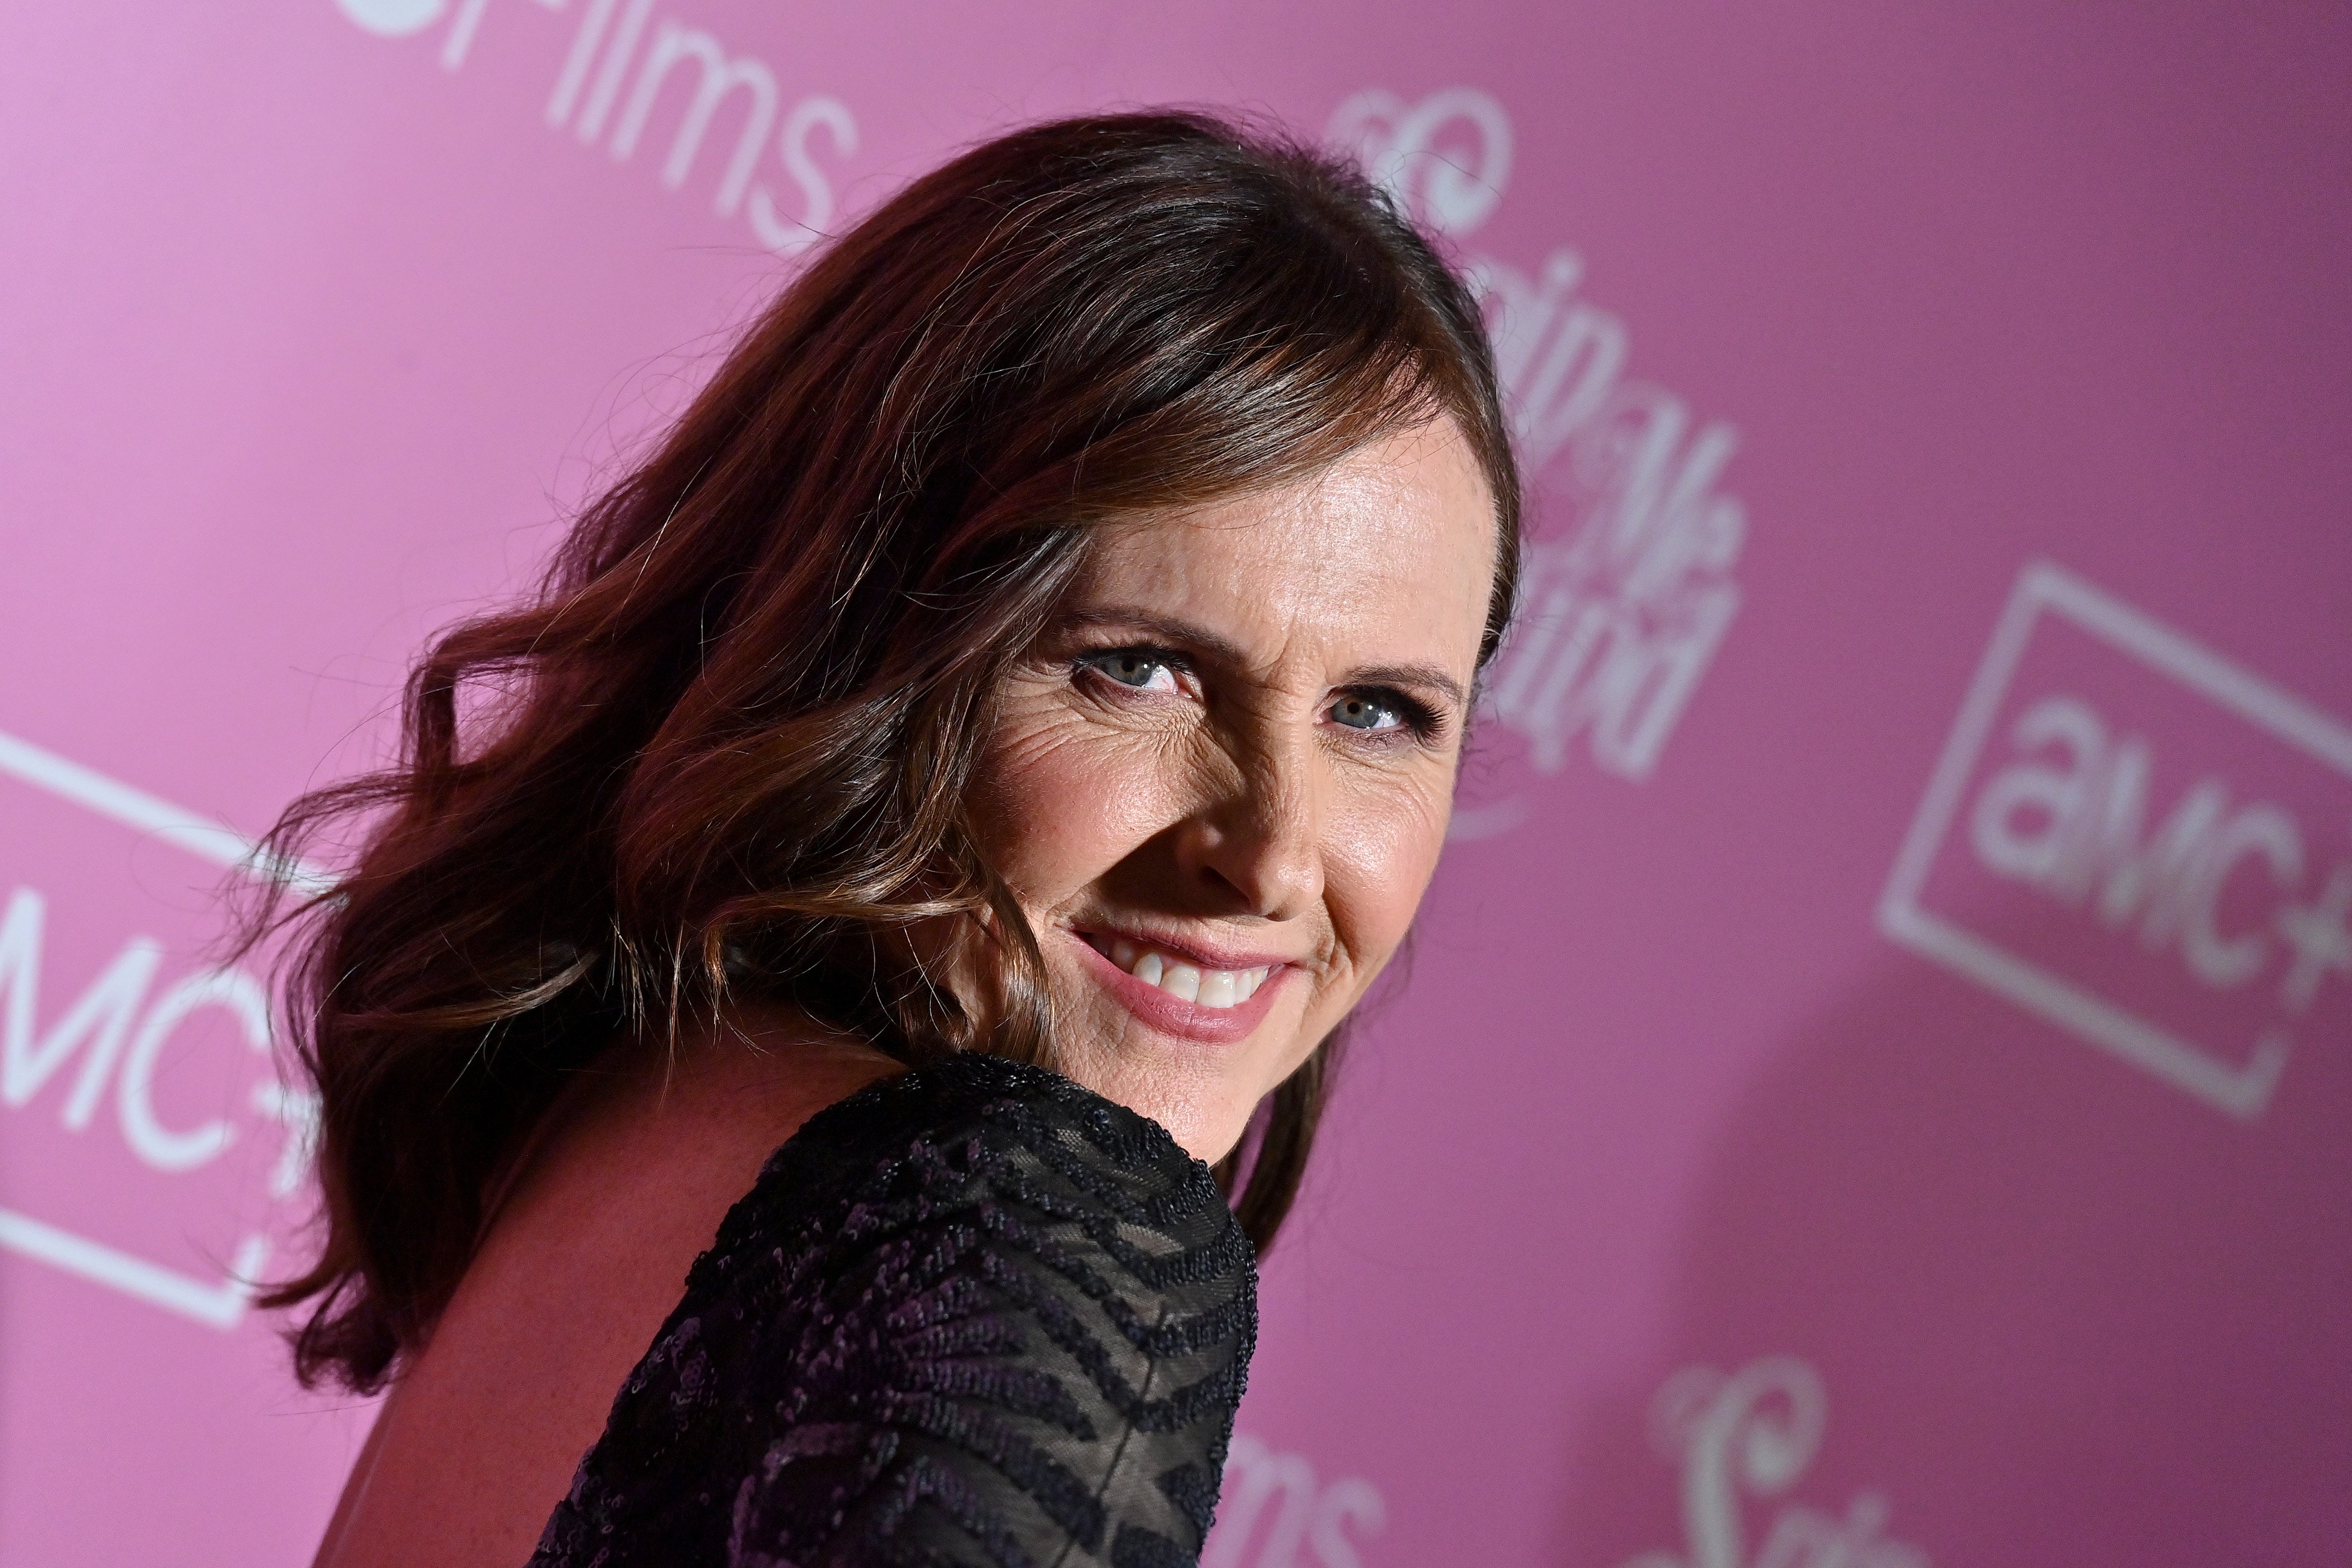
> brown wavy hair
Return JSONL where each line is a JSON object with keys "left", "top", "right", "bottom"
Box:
{"left": 249, "top": 110, "right": 1522, "bottom": 1392}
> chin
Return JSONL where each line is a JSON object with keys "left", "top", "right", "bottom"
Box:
{"left": 1041, "top": 940, "right": 1319, "bottom": 1162}
{"left": 1047, "top": 1028, "right": 1259, "bottom": 1165}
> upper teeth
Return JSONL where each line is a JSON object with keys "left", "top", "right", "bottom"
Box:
{"left": 1092, "top": 935, "right": 1270, "bottom": 1009}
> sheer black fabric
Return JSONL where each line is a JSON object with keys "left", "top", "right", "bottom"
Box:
{"left": 529, "top": 1053, "right": 1258, "bottom": 1568}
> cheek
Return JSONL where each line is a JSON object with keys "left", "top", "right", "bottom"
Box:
{"left": 974, "top": 706, "right": 1175, "bottom": 904}
{"left": 1321, "top": 771, "right": 1454, "bottom": 984}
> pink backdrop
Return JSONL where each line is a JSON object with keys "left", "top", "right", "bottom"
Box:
{"left": 3, "top": 3, "right": 2347, "bottom": 1563}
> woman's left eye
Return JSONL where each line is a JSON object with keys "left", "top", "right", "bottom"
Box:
{"left": 1327, "top": 693, "right": 1404, "bottom": 732}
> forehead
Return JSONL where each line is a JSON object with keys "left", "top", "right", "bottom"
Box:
{"left": 1075, "top": 422, "right": 1496, "bottom": 672}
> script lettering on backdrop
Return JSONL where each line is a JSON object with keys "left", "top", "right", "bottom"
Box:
{"left": 1201, "top": 1434, "right": 1385, "bottom": 1568}
{"left": 1330, "top": 90, "right": 1747, "bottom": 835}
{"left": 336, "top": 0, "right": 857, "bottom": 252}
{"left": 1622, "top": 1357, "right": 1930, "bottom": 1568}
{"left": 1880, "top": 561, "right": 2352, "bottom": 1119}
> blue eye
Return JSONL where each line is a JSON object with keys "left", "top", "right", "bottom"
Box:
{"left": 1079, "top": 650, "right": 1179, "bottom": 691}
{"left": 1328, "top": 694, "right": 1402, "bottom": 731}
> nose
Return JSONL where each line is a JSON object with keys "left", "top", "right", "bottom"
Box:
{"left": 1172, "top": 730, "right": 1324, "bottom": 921}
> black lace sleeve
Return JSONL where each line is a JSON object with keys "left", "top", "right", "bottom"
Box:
{"left": 528, "top": 1053, "right": 1258, "bottom": 1568}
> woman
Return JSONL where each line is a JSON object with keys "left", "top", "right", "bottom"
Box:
{"left": 265, "top": 110, "right": 1520, "bottom": 1566}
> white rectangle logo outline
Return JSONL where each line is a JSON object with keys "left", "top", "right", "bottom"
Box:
{"left": 1876, "top": 560, "right": 2352, "bottom": 1121}
{"left": 0, "top": 724, "right": 327, "bottom": 1329}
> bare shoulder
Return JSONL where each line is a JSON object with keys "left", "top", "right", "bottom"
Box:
{"left": 313, "top": 1006, "right": 902, "bottom": 1568}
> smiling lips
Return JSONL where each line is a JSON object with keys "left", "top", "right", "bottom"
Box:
{"left": 1082, "top": 932, "right": 1274, "bottom": 1009}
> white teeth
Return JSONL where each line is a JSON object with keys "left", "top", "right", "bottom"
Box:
{"left": 1091, "top": 935, "right": 1275, "bottom": 1010}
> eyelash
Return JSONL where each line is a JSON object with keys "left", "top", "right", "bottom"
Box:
{"left": 1069, "top": 643, "right": 1446, "bottom": 744}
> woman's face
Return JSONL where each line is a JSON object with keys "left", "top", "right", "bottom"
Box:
{"left": 971, "top": 419, "right": 1497, "bottom": 1162}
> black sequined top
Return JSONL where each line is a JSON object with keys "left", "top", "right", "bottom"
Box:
{"left": 528, "top": 1053, "right": 1258, "bottom": 1568}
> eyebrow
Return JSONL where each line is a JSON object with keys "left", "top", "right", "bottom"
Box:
{"left": 1062, "top": 606, "right": 1468, "bottom": 708}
